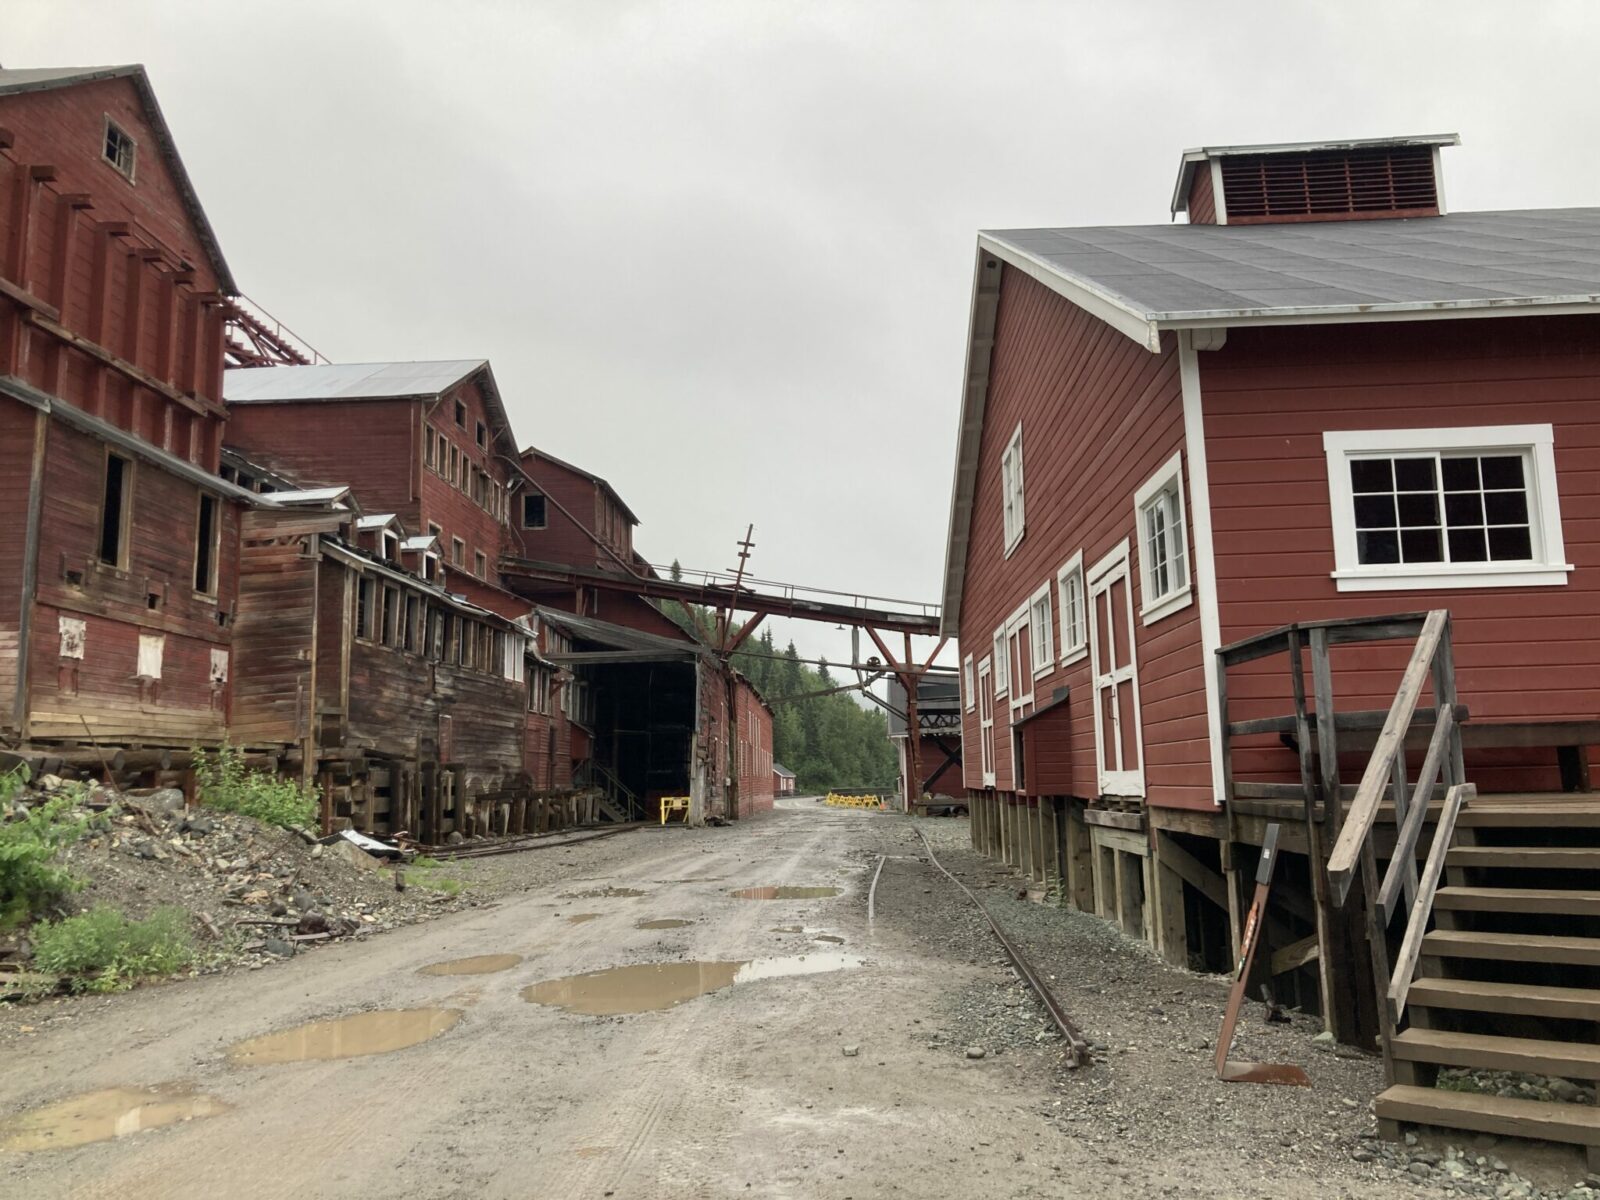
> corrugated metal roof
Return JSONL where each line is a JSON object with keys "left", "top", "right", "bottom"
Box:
{"left": 773, "top": 763, "right": 796, "bottom": 779}
{"left": 257, "top": 486, "right": 350, "bottom": 507}
{"left": 535, "top": 606, "right": 704, "bottom": 662}
{"left": 224, "top": 360, "right": 487, "bottom": 403}
{"left": 0, "top": 65, "right": 236, "bottom": 293}
{"left": 982, "top": 209, "right": 1600, "bottom": 335}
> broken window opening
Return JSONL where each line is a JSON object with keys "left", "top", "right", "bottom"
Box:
{"left": 194, "top": 494, "right": 219, "bottom": 595}
{"left": 99, "top": 453, "right": 131, "bottom": 567}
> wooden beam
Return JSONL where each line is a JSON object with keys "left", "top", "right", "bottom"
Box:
{"left": 1270, "top": 932, "right": 1321, "bottom": 976}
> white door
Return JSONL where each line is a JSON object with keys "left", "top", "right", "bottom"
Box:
{"left": 978, "top": 657, "right": 996, "bottom": 786}
{"left": 1087, "top": 540, "right": 1145, "bottom": 798}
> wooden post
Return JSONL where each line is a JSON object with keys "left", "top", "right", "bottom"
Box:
{"left": 1065, "top": 802, "right": 1095, "bottom": 911}
{"left": 1151, "top": 831, "right": 1189, "bottom": 966}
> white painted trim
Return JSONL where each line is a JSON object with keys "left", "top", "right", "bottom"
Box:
{"left": 1162, "top": 298, "right": 1600, "bottom": 333}
{"left": 1432, "top": 145, "right": 1447, "bottom": 216}
{"left": 1133, "top": 450, "right": 1193, "bottom": 624}
{"left": 1208, "top": 158, "right": 1228, "bottom": 226}
{"left": 1002, "top": 422, "right": 1026, "bottom": 557}
{"left": 962, "top": 653, "right": 975, "bottom": 712}
{"left": 1004, "top": 600, "right": 1034, "bottom": 706}
{"left": 992, "top": 626, "right": 1008, "bottom": 697}
{"left": 1056, "top": 549, "right": 1088, "bottom": 665}
{"left": 1178, "top": 333, "right": 1226, "bottom": 804}
{"left": 1086, "top": 538, "right": 1146, "bottom": 798}
{"left": 1322, "top": 423, "right": 1570, "bottom": 592}
{"left": 977, "top": 234, "right": 1162, "bottom": 352}
{"left": 977, "top": 655, "right": 996, "bottom": 787}
{"left": 1028, "top": 581, "right": 1054, "bottom": 679}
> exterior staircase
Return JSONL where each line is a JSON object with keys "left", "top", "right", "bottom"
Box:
{"left": 1373, "top": 796, "right": 1600, "bottom": 1170}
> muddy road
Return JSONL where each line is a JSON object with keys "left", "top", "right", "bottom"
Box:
{"left": 3, "top": 801, "right": 1438, "bottom": 1199}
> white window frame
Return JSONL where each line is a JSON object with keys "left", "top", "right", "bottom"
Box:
{"left": 992, "top": 627, "right": 1008, "bottom": 697}
{"left": 1028, "top": 583, "right": 1053, "bottom": 680}
{"left": 1055, "top": 549, "right": 1087, "bottom": 666}
{"left": 962, "top": 654, "right": 975, "bottom": 712}
{"left": 1001, "top": 423, "right": 1025, "bottom": 557}
{"left": 1004, "top": 603, "right": 1034, "bottom": 706}
{"left": 977, "top": 656, "right": 996, "bottom": 786}
{"left": 1133, "top": 451, "right": 1193, "bottom": 625}
{"left": 1322, "top": 424, "right": 1571, "bottom": 592}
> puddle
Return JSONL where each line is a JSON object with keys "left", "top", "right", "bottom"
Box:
{"left": 636, "top": 919, "right": 692, "bottom": 930}
{"left": 560, "top": 887, "right": 647, "bottom": 900}
{"left": 566, "top": 913, "right": 603, "bottom": 924}
{"left": 730, "top": 886, "right": 841, "bottom": 901}
{"left": 417, "top": 954, "right": 521, "bottom": 976}
{"left": 228, "top": 1008, "right": 462, "bottom": 1065}
{"left": 0, "top": 1082, "right": 229, "bottom": 1152}
{"left": 575, "top": 1145, "right": 612, "bottom": 1159}
{"left": 522, "top": 953, "right": 863, "bottom": 1016}
{"left": 770, "top": 925, "right": 805, "bottom": 933}
{"left": 813, "top": 935, "right": 845, "bottom": 944}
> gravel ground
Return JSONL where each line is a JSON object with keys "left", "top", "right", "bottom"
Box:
{"left": 858, "top": 809, "right": 1598, "bottom": 1200}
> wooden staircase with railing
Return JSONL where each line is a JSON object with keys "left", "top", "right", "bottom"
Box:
{"left": 1218, "top": 609, "right": 1599, "bottom": 1170}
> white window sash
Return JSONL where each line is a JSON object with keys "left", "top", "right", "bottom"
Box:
{"left": 1056, "top": 551, "right": 1088, "bottom": 664}
{"left": 1133, "top": 451, "right": 1193, "bottom": 624}
{"left": 963, "top": 654, "right": 975, "bottom": 712}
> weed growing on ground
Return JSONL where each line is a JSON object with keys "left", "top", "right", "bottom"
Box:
{"left": 402, "top": 856, "right": 465, "bottom": 897}
{"left": 193, "top": 743, "right": 318, "bottom": 829}
{"left": 0, "top": 766, "right": 90, "bottom": 927}
{"left": 30, "top": 905, "right": 195, "bottom": 993}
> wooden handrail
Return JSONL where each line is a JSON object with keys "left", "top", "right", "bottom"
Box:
{"left": 1377, "top": 701, "right": 1455, "bottom": 922}
{"left": 1386, "top": 783, "right": 1474, "bottom": 1024}
{"left": 1326, "top": 609, "right": 1449, "bottom": 905}
{"left": 1218, "top": 611, "right": 1431, "bottom": 667}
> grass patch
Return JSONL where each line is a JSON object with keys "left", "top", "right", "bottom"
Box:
{"left": 193, "top": 743, "right": 318, "bottom": 830}
{"left": 402, "top": 856, "right": 465, "bottom": 897}
{"left": 30, "top": 905, "right": 195, "bottom": 993}
{"left": 0, "top": 765, "right": 89, "bottom": 928}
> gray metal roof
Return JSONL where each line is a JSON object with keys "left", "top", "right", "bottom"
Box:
{"left": 772, "top": 763, "right": 796, "bottom": 779}
{"left": 224, "top": 360, "right": 487, "bottom": 403}
{"left": 534, "top": 606, "right": 704, "bottom": 662}
{"left": 0, "top": 66, "right": 237, "bottom": 293}
{"left": 982, "top": 208, "right": 1600, "bottom": 351}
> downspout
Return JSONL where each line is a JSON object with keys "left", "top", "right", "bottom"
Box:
{"left": 11, "top": 408, "right": 49, "bottom": 736}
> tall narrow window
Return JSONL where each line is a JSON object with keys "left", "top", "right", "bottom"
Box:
{"left": 452, "top": 537, "right": 466, "bottom": 567}
{"left": 194, "top": 494, "right": 219, "bottom": 594}
{"left": 1056, "top": 551, "right": 1087, "bottom": 663}
{"left": 425, "top": 430, "right": 436, "bottom": 469}
{"left": 474, "top": 550, "right": 487, "bottom": 579}
{"left": 476, "top": 420, "right": 487, "bottom": 449}
{"left": 99, "top": 453, "right": 131, "bottom": 567}
{"left": 454, "top": 399, "right": 467, "bottom": 428}
{"left": 1133, "top": 452, "right": 1192, "bottom": 624}
{"left": 381, "top": 586, "right": 399, "bottom": 647}
{"left": 356, "top": 576, "right": 374, "bottom": 639}
{"left": 403, "top": 593, "right": 419, "bottom": 652}
{"left": 1001, "top": 424, "right": 1025, "bottom": 554}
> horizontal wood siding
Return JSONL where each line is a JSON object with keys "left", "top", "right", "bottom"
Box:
{"left": 734, "top": 679, "right": 773, "bottom": 818}
{"left": 1021, "top": 704, "right": 1073, "bottom": 794}
{"left": 1187, "top": 164, "right": 1217, "bottom": 225}
{"left": 0, "top": 402, "right": 39, "bottom": 727}
{"left": 957, "top": 268, "right": 1210, "bottom": 809}
{"left": 230, "top": 510, "right": 323, "bottom": 746}
{"left": 422, "top": 375, "right": 516, "bottom": 586}
{"left": 1202, "top": 316, "right": 1600, "bottom": 792}
{"left": 227, "top": 399, "right": 419, "bottom": 518}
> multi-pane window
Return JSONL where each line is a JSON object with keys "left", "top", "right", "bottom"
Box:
{"left": 1001, "top": 424, "right": 1025, "bottom": 554}
{"left": 1134, "top": 452, "right": 1190, "bottom": 620}
{"left": 1028, "top": 586, "right": 1053, "bottom": 676}
{"left": 1057, "top": 554, "right": 1086, "bottom": 660}
{"left": 992, "top": 628, "right": 1008, "bottom": 696}
{"left": 103, "top": 120, "right": 136, "bottom": 179}
{"left": 1350, "top": 453, "right": 1533, "bottom": 566}
{"left": 962, "top": 654, "right": 975, "bottom": 712}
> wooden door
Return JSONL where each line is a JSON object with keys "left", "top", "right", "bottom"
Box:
{"left": 978, "top": 657, "right": 995, "bottom": 786}
{"left": 1087, "top": 540, "right": 1145, "bottom": 798}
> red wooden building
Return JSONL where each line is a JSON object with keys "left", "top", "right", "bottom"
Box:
{"left": 0, "top": 66, "right": 247, "bottom": 754}
{"left": 943, "top": 134, "right": 1600, "bottom": 1158}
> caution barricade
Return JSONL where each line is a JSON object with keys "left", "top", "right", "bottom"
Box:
{"left": 823, "top": 792, "right": 886, "bottom": 811}
{"left": 659, "top": 796, "right": 691, "bottom": 825}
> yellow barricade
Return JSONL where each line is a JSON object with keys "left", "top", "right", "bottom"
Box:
{"left": 823, "top": 792, "right": 886, "bottom": 811}
{"left": 660, "top": 796, "right": 691, "bottom": 825}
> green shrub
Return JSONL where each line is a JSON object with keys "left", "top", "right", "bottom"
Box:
{"left": 0, "top": 766, "right": 89, "bottom": 927}
{"left": 193, "top": 743, "right": 318, "bottom": 830}
{"left": 30, "top": 905, "right": 194, "bottom": 993}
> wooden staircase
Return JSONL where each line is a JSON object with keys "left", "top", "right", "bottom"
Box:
{"left": 1372, "top": 797, "right": 1600, "bottom": 1170}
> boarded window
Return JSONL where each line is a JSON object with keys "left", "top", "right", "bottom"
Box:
{"left": 522, "top": 493, "right": 547, "bottom": 529}
{"left": 452, "top": 538, "right": 466, "bottom": 567}
{"left": 403, "top": 593, "right": 420, "bottom": 652}
{"left": 99, "top": 454, "right": 130, "bottom": 566}
{"left": 449, "top": 444, "right": 459, "bottom": 485}
{"left": 137, "top": 632, "right": 164, "bottom": 679}
{"left": 58, "top": 616, "right": 86, "bottom": 659}
{"left": 474, "top": 551, "right": 487, "bottom": 579}
{"left": 194, "top": 494, "right": 219, "bottom": 594}
{"left": 209, "top": 648, "right": 229, "bottom": 685}
{"left": 425, "top": 429, "right": 436, "bottom": 469}
{"left": 356, "top": 576, "right": 374, "bottom": 639}
{"left": 429, "top": 609, "right": 445, "bottom": 661}
{"left": 381, "top": 586, "right": 399, "bottom": 647}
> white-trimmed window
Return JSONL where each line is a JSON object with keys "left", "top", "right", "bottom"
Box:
{"left": 1001, "top": 424, "right": 1025, "bottom": 555}
{"left": 1028, "top": 584, "right": 1053, "bottom": 679}
{"left": 963, "top": 654, "right": 975, "bottom": 712}
{"left": 1134, "top": 452, "right": 1192, "bottom": 624}
{"left": 1056, "top": 551, "right": 1087, "bottom": 664}
{"left": 1323, "top": 425, "right": 1570, "bottom": 591}
{"left": 992, "top": 627, "right": 1008, "bottom": 696}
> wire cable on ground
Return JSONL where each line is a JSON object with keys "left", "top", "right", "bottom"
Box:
{"left": 912, "top": 826, "right": 1092, "bottom": 1069}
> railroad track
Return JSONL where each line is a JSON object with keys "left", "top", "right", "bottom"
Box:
{"left": 424, "top": 822, "right": 645, "bottom": 861}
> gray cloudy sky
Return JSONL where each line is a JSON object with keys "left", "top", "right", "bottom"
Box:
{"left": 10, "top": 1, "right": 1600, "bottom": 677}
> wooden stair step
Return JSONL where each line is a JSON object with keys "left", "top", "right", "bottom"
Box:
{"left": 1423, "top": 929, "right": 1600, "bottom": 966}
{"left": 1446, "top": 846, "right": 1600, "bottom": 869}
{"left": 1376, "top": 1084, "right": 1600, "bottom": 1152}
{"left": 1408, "top": 977, "right": 1600, "bottom": 1021}
{"left": 1459, "top": 805, "right": 1600, "bottom": 829}
{"left": 1433, "top": 885, "right": 1600, "bottom": 916}
{"left": 1392, "top": 1028, "right": 1600, "bottom": 1079}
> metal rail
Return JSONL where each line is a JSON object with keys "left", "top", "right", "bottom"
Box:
{"left": 425, "top": 822, "right": 644, "bottom": 861}
{"left": 913, "top": 826, "right": 1092, "bottom": 1068}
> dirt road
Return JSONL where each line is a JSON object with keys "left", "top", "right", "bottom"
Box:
{"left": 1, "top": 801, "right": 1448, "bottom": 1198}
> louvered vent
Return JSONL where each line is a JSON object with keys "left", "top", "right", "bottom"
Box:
{"left": 1220, "top": 145, "right": 1439, "bottom": 223}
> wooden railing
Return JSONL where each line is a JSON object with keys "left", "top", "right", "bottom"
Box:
{"left": 1216, "top": 609, "right": 1470, "bottom": 1060}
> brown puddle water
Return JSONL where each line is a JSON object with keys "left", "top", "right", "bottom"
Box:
{"left": 418, "top": 954, "right": 522, "bottom": 976}
{"left": 522, "top": 953, "right": 863, "bottom": 1016}
{"left": 731, "top": 886, "right": 841, "bottom": 901}
{"left": 0, "top": 1082, "right": 229, "bottom": 1152}
{"left": 566, "top": 913, "right": 603, "bottom": 925}
{"left": 228, "top": 1008, "right": 462, "bottom": 1065}
{"left": 559, "top": 887, "right": 647, "bottom": 900}
{"left": 636, "top": 919, "right": 692, "bottom": 930}
{"left": 813, "top": 935, "right": 845, "bottom": 944}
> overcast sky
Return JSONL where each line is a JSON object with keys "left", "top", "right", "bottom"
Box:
{"left": 10, "top": 1, "right": 1600, "bottom": 681}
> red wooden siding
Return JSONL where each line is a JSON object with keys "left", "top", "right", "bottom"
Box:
{"left": 517, "top": 450, "right": 634, "bottom": 570}
{"left": 733, "top": 678, "right": 774, "bottom": 818}
{"left": 1187, "top": 164, "right": 1217, "bottom": 225}
{"left": 957, "top": 268, "right": 1212, "bottom": 810}
{"left": 1201, "top": 316, "right": 1600, "bottom": 792}
{"left": 1020, "top": 703, "right": 1072, "bottom": 794}
{"left": 227, "top": 398, "right": 419, "bottom": 515}
{"left": 422, "top": 376, "right": 516, "bottom": 593}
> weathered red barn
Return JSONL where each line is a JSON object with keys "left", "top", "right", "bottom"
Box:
{"left": 773, "top": 762, "right": 797, "bottom": 796}
{"left": 943, "top": 134, "right": 1600, "bottom": 1158}
{"left": 0, "top": 66, "right": 248, "bottom": 756}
